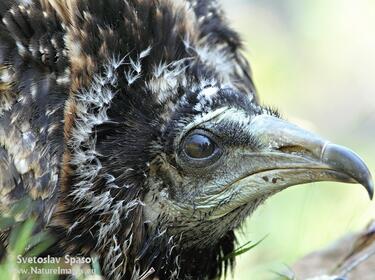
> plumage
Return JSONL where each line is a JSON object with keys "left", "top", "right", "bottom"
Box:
{"left": 0, "top": 1, "right": 373, "bottom": 280}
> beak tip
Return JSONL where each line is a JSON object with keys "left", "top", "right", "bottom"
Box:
{"left": 366, "top": 179, "right": 374, "bottom": 200}
{"left": 323, "top": 143, "right": 373, "bottom": 200}
{"left": 359, "top": 172, "right": 374, "bottom": 200}
{"left": 360, "top": 174, "right": 374, "bottom": 200}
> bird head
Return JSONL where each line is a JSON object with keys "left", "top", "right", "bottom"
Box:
{"left": 143, "top": 85, "right": 373, "bottom": 246}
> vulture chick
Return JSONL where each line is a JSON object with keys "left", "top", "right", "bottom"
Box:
{"left": 0, "top": 0, "right": 373, "bottom": 279}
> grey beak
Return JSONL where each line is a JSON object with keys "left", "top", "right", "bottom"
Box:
{"left": 249, "top": 115, "right": 374, "bottom": 199}
{"left": 321, "top": 143, "right": 373, "bottom": 199}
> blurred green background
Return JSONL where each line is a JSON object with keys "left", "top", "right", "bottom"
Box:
{"left": 220, "top": 0, "right": 375, "bottom": 279}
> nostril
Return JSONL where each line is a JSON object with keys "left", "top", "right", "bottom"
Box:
{"left": 277, "top": 145, "right": 314, "bottom": 158}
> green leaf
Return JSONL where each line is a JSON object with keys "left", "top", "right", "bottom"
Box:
{"left": 271, "top": 269, "right": 296, "bottom": 280}
{"left": 9, "top": 219, "right": 35, "bottom": 255}
{"left": 0, "top": 216, "right": 15, "bottom": 230}
{"left": 92, "top": 255, "right": 102, "bottom": 275}
{"left": 25, "top": 234, "right": 55, "bottom": 258}
{"left": 10, "top": 197, "right": 33, "bottom": 217}
{"left": 222, "top": 235, "right": 268, "bottom": 261}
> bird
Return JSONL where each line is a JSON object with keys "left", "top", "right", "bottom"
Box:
{"left": 0, "top": 0, "right": 373, "bottom": 279}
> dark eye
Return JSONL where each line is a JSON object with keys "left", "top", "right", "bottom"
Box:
{"left": 183, "top": 134, "right": 216, "bottom": 159}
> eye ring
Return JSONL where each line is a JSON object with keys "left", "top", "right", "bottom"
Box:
{"left": 178, "top": 129, "right": 222, "bottom": 168}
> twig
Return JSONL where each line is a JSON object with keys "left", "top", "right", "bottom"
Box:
{"left": 338, "top": 245, "right": 375, "bottom": 277}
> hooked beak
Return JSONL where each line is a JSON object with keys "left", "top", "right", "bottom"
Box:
{"left": 231, "top": 115, "right": 373, "bottom": 202}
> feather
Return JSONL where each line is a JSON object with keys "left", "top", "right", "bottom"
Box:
{"left": 0, "top": 1, "right": 257, "bottom": 279}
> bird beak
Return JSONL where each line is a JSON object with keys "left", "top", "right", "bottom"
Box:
{"left": 229, "top": 115, "right": 373, "bottom": 204}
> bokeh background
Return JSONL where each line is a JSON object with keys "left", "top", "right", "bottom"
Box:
{"left": 220, "top": 0, "right": 375, "bottom": 279}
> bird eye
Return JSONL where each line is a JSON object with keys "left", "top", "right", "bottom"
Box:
{"left": 183, "top": 134, "right": 216, "bottom": 159}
